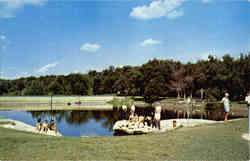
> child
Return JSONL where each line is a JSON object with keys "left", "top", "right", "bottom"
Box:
{"left": 48, "top": 119, "right": 56, "bottom": 133}
{"left": 42, "top": 120, "right": 48, "bottom": 133}
{"left": 36, "top": 118, "right": 42, "bottom": 132}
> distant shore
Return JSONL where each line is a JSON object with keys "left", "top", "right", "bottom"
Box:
{"left": 0, "top": 96, "right": 116, "bottom": 111}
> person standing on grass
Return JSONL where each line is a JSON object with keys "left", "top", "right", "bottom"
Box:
{"left": 245, "top": 91, "right": 250, "bottom": 108}
{"left": 154, "top": 103, "right": 162, "bottom": 130}
{"left": 186, "top": 97, "right": 191, "bottom": 119}
{"left": 221, "top": 93, "right": 230, "bottom": 121}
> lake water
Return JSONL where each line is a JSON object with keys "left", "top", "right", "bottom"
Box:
{"left": 0, "top": 110, "right": 121, "bottom": 136}
{"left": 0, "top": 106, "right": 228, "bottom": 136}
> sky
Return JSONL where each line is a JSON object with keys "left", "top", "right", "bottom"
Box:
{"left": 0, "top": 0, "right": 249, "bottom": 79}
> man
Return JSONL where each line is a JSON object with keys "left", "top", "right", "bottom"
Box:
{"left": 154, "top": 103, "right": 162, "bottom": 130}
{"left": 221, "top": 93, "right": 230, "bottom": 121}
{"left": 245, "top": 91, "right": 250, "bottom": 107}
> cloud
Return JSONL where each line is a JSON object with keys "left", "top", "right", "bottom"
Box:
{"left": 130, "top": 0, "right": 185, "bottom": 20}
{"left": 0, "top": 35, "right": 6, "bottom": 40}
{"left": 140, "top": 38, "right": 161, "bottom": 47}
{"left": 0, "top": 34, "right": 8, "bottom": 52}
{"left": 38, "top": 62, "right": 58, "bottom": 73}
{"left": 201, "top": 0, "right": 213, "bottom": 3}
{"left": 80, "top": 43, "right": 100, "bottom": 53}
{"left": 167, "top": 10, "right": 183, "bottom": 19}
{"left": 0, "top": 0, "right": 47, "bottom": 18}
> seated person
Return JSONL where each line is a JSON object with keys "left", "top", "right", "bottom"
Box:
{"left": 48, "top": 120, "right": 56, "bottom": 132}
{"left": 138, "top": 116, "right": 144, "bottom": 123}
{"left": 41, "top": 120, "right": 48, "bottom": 133}
{"left": 144, "top": 116, "right": 153, "bottom": 127}
{"left": 129, "top": 113, "right": 138, "bottom": 122}
{"left": 36, "top": 118, "right": 42, "bottom": 131}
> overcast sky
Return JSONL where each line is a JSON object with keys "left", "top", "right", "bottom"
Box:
{"left": 0, "top": 0, "right": 249, "bottom": 79}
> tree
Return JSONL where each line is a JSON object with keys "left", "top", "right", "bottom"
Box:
{"left": 169, "top": 67, "right": 186, "bottom": 99}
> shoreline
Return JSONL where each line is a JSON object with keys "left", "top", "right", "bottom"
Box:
{"left": 0, "top": 117, "right": 244, "bottom": 138}
{"left": 0, "top": 105, "right": 113, "bottom": 111}
{"left": 0, "top": 118, "right": 62, "bottom": 136}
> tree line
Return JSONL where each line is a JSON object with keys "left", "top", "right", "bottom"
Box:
{"left": 0, "top": 53, "right": 249, "bottom": 103}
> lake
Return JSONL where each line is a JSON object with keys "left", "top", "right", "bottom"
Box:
{"left": 0, "top": 110, "right": 122, "bottom": 136}
{"left": 0, "top": 105, "right": 231, "bottom": 136}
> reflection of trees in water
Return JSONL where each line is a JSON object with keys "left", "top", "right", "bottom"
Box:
{"left": 28, "top": 110, "right": 68, "bottom": 123}
{"left": 65, "top": 111, "right": 89, "bottom": 125}
{"left": 28, "top": 110, "right": 120, "bottom": 130}
{"left": 101, "top": 110, "right": 120, "bottom": 131}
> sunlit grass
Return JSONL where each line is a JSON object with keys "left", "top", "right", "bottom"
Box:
{"left": 0, "top": 119, "right": 248, "bottom": 160}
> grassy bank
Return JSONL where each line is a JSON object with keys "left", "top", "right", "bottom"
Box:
{"left": 0, "top": 119, "right": 249, "bottom": 160}
{"left": 0, "top": 96, "right": 120, "bottom": 111}
{"left": 0, "top": 96, "right": 118, "bottom": 103}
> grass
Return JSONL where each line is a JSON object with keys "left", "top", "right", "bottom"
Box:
{"left": 107, "top": 97, "right": 134, "bottom": 108}
{"left": 0, "top": 118, "right": 249, "bottom": 160}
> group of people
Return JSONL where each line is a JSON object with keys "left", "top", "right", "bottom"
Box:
{"left": 36, "top": 118, "right": 57, "bottom": 133}
{"left": 122, "top": 103, "right": 162, "bottom": 130}
{"left": 221, "top": 91, "right": 250, "bottom": 122}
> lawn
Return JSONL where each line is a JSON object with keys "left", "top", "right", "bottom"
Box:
{"left": 0, "top": 118, "right": 249, "bottom": 160}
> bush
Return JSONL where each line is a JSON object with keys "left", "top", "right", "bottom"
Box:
{"left": 107, "top": 97, "right": 134, "bottom": 109}
{"left": 205, "top": 88, "right": 221, "bottom": 101}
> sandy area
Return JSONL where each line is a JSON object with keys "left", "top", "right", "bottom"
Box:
{"left": 0, "top": 118, "right": 62, "bottom": 136}
{"left": 159, "top": 119, "right": 224, "bottom": 132}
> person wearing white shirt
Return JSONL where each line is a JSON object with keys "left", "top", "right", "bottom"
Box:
{"left": 245, "top": 91, "right": 250, "bottom": 107}
{"left": 154, "top": 104, "right": 162, "bottom": 130}
{"left": 221, "top": 93, "right": 230, "bottom": 121}
{"left": 245, "top": 91, "right": 250, "bottom": 135}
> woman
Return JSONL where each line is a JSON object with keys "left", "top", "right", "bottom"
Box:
{"left": 221, "top": 93, "right": 230, "bottom": 121}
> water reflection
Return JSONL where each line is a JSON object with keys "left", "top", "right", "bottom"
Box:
{"left": 1, "top": 107, "right": 211, "bottom": 136}
{"left": 28, "top": 110, "right": 122, "bottom": 132}
{"left": 0, "top": 110, "right": 123, "bottom": 136}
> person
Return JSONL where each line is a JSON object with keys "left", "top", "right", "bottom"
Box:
{"left": 154, "top": 103, "right": 162, "bottom": 130}
{"left": 48, "top": 119, "right": 56, "bottom": 133}
{"left": 121, "top": 105, "right": 129, "bottom": 120}
{"left": 245, "top": 91, "right": 250, "bottom": 108}
{"left": 36, "top": 118, "right": 42, "bottom": 132}
{"left": 186, "top": 97, "right": 191, "bottom": 119}
{"left": 221, "top": 93, "right": 230, "bottom": 121}
{"left": 129, "top": 104, "right": 136, "bottom": 121}
{"left": 42, "top": 120, "right": 48, "bottom": 133}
